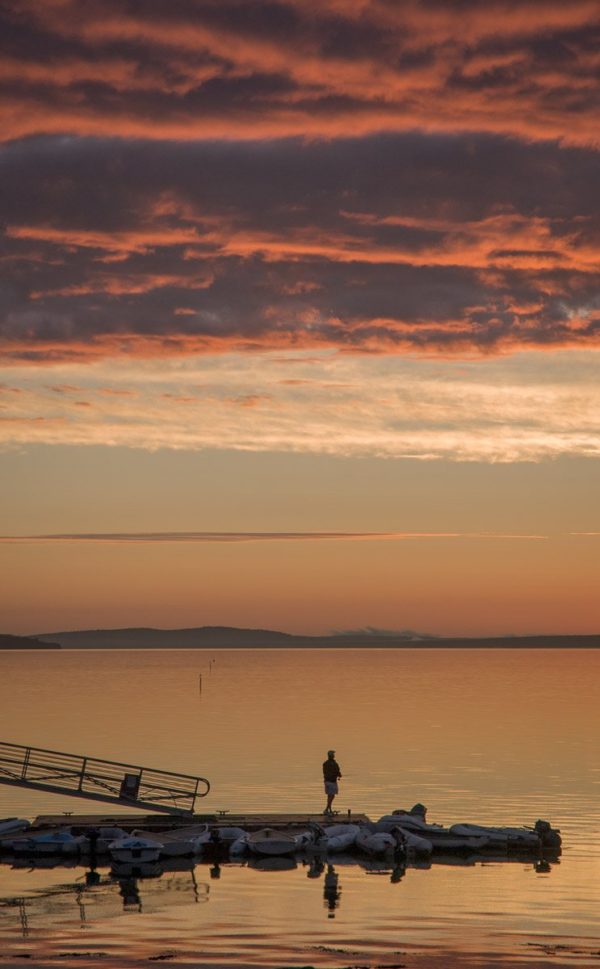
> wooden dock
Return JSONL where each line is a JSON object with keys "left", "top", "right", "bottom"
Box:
{"left": 32, "top": 812, "right": 370, "bottom": 832}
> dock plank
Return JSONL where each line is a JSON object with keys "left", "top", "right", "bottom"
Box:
{"left": 33, "top": 812, "right": 370, "bottom": 832}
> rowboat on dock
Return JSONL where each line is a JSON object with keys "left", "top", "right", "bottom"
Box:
{"left": 132, "top": 824, "right": 209, "bottom": 858}
{"left": 0, "top": 817, "right": 30, "bottom": 837}
{"left": 11, "top": 829, "right": 87, "bottom": 856}
{"left": 248, "top": 828, "right": 305, "bottom": 856}
{"left": 108, "top": 835, "right": 163, "bottom": 864}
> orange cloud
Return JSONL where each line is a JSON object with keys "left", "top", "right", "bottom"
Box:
{"left": 0, "top": 0, "right": 598, "bottom": 145}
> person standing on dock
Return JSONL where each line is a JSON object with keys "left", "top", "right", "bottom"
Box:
{"left": 323, "top": 749, "right": 342, "bottom": 815}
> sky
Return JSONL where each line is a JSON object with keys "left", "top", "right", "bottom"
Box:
{"left": 0, "top": 0, "right": 598, "bottom": 636}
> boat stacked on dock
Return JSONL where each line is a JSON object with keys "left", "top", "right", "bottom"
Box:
{"left": 130, "top": 824, "right": 210, "bottom": 859}
{"left": 317, "top": 823, "right": 360, "bottom": 852}
{"left": 247, "top": 827, "right": 306, "bottom": 856}
{"left": 376, "top": 806, "right": 561, "bottom": 855}
{"left": 377, "top": 815, "right": 490, "bottom": 852}
{"left": 0, "top": 806, "right": 561, "bottom": 864}
{"left": 108, "top": 835, "right": 163, "bottom": 865}
{"left": 10, "top": 829, "right": 88, "bottom": 856}
{"left": 0, "top": 817, "right": 30, "bottom": 837}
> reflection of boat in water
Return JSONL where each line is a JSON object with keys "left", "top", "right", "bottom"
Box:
{"left": 248, "top": 855, "right": 297, "bottom": 872}
{"left": 7, "top": 854, "right": 80, "bottom": 870}
{"left": 111, "top": 860, "right": 163, "bottom": 879}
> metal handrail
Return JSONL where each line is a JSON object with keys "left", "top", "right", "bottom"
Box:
{"left": 0, "top": 741, "right": 210, "bottom": 816}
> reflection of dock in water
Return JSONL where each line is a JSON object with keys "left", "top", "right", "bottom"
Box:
{"left": 0, "top": 863, "right": 209, "bottom": 937}
{"left": 0, "top": 846, "right": 560, "bottom": 937}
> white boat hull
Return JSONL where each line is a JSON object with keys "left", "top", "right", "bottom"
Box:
{"left": 109, "top": 836, "right": 163, "bottom": 864}
{"left": 248, "top": 828, "right": 298, "bottom": 857}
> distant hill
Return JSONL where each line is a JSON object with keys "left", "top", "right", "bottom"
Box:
{"left": 0, "top": 633, "right": 60, "bottom": 649}
{"left": 36, "top": 625, "right": 296, "bottom": 649}
{"left": 34, "top": 626, "right": 600, "bottom": 649}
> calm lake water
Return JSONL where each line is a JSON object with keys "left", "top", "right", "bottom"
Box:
{"left": 0, "top": 647, "right": 599, "bottom": 968}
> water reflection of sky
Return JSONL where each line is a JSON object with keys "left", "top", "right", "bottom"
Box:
{"left": 0, "top": 851, "right": 578, "bottom": 964}
{"left": 1, "top": 648, "right": 599, "bottom": 966}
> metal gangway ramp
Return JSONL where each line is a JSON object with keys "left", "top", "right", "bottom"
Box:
{"left": 0, "top": 742, "right": 210, "bottom": 816}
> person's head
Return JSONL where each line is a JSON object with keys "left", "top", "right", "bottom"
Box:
{"left": 327, "top": 749, "right": 335, "bottom": 759}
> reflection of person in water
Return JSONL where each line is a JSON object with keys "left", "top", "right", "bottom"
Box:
{"left": 323, "top": 864, "right": 341, "bottom": 917}
{"left": 307, "top": 857, "right": 325, "bottom": 879}
{"left": 118, "top": 878, "right": 142, "bottom": 912}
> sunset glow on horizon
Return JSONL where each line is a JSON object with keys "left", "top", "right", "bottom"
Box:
{"left": 0, "top": 0, "right": 598, "bottom": 636}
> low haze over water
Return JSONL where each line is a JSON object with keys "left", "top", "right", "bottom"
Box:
{"left": 1, "top": 647, "right": 599, "bottom": 967}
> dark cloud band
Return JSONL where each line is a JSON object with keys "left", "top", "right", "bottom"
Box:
{"left": 0, "top": 0, "right": 598, "bottom": 145}
{"left": 1, "top": 133, "right": 598, "bottom": 361}
{"left": 0, "top": 531, "right": 548, "bottom": 543}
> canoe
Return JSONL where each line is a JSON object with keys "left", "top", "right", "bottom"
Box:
{"left": 247, "top": 828, "right": 299, "bottom": 856}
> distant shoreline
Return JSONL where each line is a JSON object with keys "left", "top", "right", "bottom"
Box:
{"left": 2, "top": 627, "right": 599, "bottom": 649}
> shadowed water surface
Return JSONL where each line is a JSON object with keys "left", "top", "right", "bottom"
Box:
{"left": 0, "top": 648, "right": 599, "bottom": 967}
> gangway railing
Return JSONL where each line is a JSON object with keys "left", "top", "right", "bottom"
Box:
{"left": 0, "top": 742, "right": 210, "bottom": 815}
